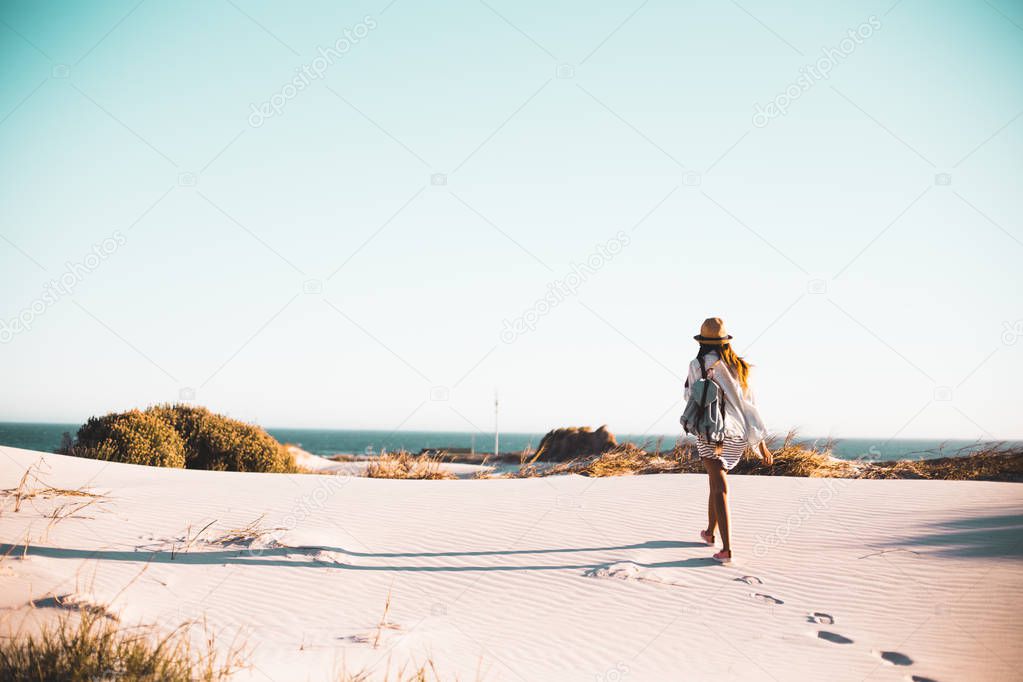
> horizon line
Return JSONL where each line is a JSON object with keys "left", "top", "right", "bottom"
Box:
{"left": 0, "top": 419, "right": 1018, "bottom": 444}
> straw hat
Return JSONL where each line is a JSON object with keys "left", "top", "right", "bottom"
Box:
{"left": 694, "top": 317, "right": 733, "bottom": 345}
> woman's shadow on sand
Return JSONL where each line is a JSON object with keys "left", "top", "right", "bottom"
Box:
{"left": 10, "top": 511, "right": 1020, "bottom": 571}
{"left": 0, "top": 539, "right": 718, "bottom": 572}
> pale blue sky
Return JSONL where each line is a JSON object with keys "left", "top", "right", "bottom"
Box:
{"left": 1, "top": 0, "right": 1021, "bottom": 440}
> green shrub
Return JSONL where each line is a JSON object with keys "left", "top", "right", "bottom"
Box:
{"left": 146, "top": 403, "right": 207, "bottom": 451}
{"left": 74, "top": 409, "right": 186, "bottom": 468}
{"left": 70, "top": 405, "right": 297, "bottom": 473}
{"left": 147, "top": 404, "right": 297, "bottom": 473}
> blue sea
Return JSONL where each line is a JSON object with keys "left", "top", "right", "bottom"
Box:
{"left": 0, "top": 422, "right": 1015, "bottom": 462}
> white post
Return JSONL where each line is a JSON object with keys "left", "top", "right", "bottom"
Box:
{"left": 494, "top": 389, "right": 500, "bottom": 455}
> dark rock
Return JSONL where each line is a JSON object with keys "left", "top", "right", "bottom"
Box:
{"left": 535, "top": 426, "right": 617, "bottom": 462}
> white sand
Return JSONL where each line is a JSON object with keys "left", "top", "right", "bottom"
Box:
{"left": 1, "top": 445, "right": 1020, "bottom": 681}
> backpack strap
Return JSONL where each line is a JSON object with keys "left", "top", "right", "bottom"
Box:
{"left": 704, "top": 354, "right": 725, "bottom": 446}
{"left": 717, "top": 376, "right": 728, "bottom": 445}
{"left": 694, "top": 355, "right": 709, "bottom": 431}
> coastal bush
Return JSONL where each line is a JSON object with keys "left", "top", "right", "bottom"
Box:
{"left": 147, "top": 404, "right": 297, "bottom": 473}
{"left": 0, "top": 611, "right": 242, "bottom": 682}
{"left": 73, "top": 410, "right": 186, "bottom": 468}
{"left": 69, "top": 405, "right": 297, "bottom": 473}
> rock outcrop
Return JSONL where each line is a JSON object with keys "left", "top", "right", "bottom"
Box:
{"left": 535, "top": 426, "right": 617, "bottom": 462}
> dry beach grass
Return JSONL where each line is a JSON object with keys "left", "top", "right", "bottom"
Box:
{"left": 507, "top": 431, "right": 1023, "bottom": 482}
{"left": 364, "top": 451, "right": 457, "bottom": 480}
{"left": 0, "top": 588, "right": 474, "bottom": 682}
{"left": 0, "top": 611, "right": 244, "bottom": 682}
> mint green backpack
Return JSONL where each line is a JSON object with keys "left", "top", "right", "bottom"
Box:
{"left": 680, "top": 356, "right": 727, "bottom": 443}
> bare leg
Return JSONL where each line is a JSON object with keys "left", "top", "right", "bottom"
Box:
{"left": 703, "top": 458, "right": 731, "bottom": 553}
{"left": 705, "top": 475, "right": 717, "bottom": 536}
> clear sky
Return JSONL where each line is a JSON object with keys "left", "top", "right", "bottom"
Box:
{"left": 1, "top": 0, "right": 1021, "bottom": 441}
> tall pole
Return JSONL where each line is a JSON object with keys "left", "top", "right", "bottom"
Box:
{"left": 494, "top": 389, "right": 500, "bottom": 456}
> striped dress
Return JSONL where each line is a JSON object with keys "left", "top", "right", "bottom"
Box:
{"left": 696, "top": 437, "right": 747, "bottom": 470}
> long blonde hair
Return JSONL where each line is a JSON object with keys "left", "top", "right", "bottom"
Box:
{"left": 698, "top": 343, "right": 751, "bottom": 392}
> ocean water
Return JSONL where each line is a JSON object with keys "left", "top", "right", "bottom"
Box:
{"left": 0, "top": 422, "right": 1015, "bottom": 462}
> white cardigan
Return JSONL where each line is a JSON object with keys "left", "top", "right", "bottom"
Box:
{"left": 684, "top": 352, "right": 768, "bottom": 446}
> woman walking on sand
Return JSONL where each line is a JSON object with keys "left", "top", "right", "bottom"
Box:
{"left": 681, "top": 318, "right": 772, "bottom": 564}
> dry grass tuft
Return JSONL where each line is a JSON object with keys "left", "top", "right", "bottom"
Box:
{"left": 207, "top": 516, "right": 286, "bottom": 548}
{"left": 0, "top": 611, "right": 244, "bottom": 682}
{"left": 585, "top": 443, "right": 681, "bottom": 477}
{"left": 371, "top": 589, "right": 400, "bottom": 649}
{"left": 339, "top": 657, "right": 487, "bottom": 681}
{"left": 2, "top": 461, "right": 105, "bottom": 515}
{"left": 728, "top": 433, "right": 860, "bottom": 478}
{"left": 365, "top": 452, "right": 456, "bottom": 480}
{"left": 26, "top": 487, "right": 103, "bottom": 500}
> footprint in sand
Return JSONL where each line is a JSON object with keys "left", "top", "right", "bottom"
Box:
{"left": 585, "top": 562, "right": 687, "bottom": 587}
{"left": 874, "top": 650, "right": 913, "bottom": 666}
{"left": 807, "top": 611, "right": 834, "bottom": 625}
{"left": 749, "top": 592, "right": 783, "bottom": 605}
{"left": 734, "top": 575, "right": 763, "bottom": 585}
{"left": 909, "top": 676, "right": 938, "bottom": 682}
{"left": 817, "top": 631, "right": 854, "bottom": 644}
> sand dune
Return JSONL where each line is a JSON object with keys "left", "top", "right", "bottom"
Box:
{"left": 1, "top": 445, "right": 1020, "bottom": 681}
